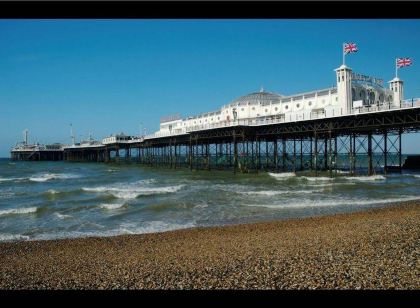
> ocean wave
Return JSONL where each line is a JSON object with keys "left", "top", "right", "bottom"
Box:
{"left": 307, "top": 182, "right": 356, "bottom": 187}
{"left": 194, "top": 203, "right": 209, "bottom": 209}
{"left": 0, "top": 207, "right": 38, "bottom": 216}
{"left": 240, "top": 189, "right": 322, "bottom": 196}
{"left": 118, "top": 221, "right": 196, "bottom": 235}
{"left": 0, "top": 190, "right": 15, "bottom": 199}
{"left": 300, "top": 176, "right": 333, "bottom": 181}
{"left": 245, "top": 195, "right": 420, "bottom": 209}
{"left": 268, "top": 172, "right": 296, "bottom": 180}
{"left": 0, "top": 233, "right": 30, "bottom": 241}
{"left": 344, "top": 175, "right": 386, "bottom": 182}
{"left": 29, "top": 173, "right": 80, "bottom": 182}
{"left": 413, "top": 175, "right": 420, "bottom": 179}
{"left": 0, "top": 176, "right": 26, "bottom": 183}
{"left": 46, "top": 189, "right": 60, "bottom": 194}
{"left": 54, "top": 212, "right": 72, "bottom": 219}
{"left": 82, "top": 180, "right": 183, "bottom": 200}
{"left": 99, "top": 203, "right": 126, "bottom": 210}
{"left": 14, "top": 221, "right": 197, "bottom": 242}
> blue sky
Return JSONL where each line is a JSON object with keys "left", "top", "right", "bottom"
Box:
{"left": 1, "top": 19, "right": 419, "bottom": 157}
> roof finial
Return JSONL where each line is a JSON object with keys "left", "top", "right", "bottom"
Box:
{"left": 260, "top": 85, "right": 264, "bottom": 93}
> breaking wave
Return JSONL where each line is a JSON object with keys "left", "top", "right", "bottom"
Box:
{"left": 300, "top": 176, "right": 333, "bottom": 181}
{"left": 82, "top": 180, "right": 184, "bottom": 200}
{"left": 240, "top": 189, "right": 322, "bottom": 196}
{"left": 268, "top": 172, "right": 296, "bottom": 180}
{"left": 54, "top": 212, "right": 72, "bottom": 219}
{"left": 29, "top": 173, "right": 80, "bottom": 182}
{"left": 344, "top": 175, "right": 386, "bottom": 182}
{"left": 0, "top": 176, "right": 26, "bottom": 183}
{"left": 0, "top": 207, "right": 38, "bottom": 216}
{"left": 99, "top": 203, "right": 126, "bottom": 210}
{"left": 245, "top": 195, "right": 420, "bottom": 209}
{"left": 0, "top": 233, "right": 30, "bottom": 241}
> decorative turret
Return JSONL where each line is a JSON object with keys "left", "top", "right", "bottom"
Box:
{"left": 388, "top": 77, "right": 403, "bottom": 107}
{"left": 335, "top": 64, "right": 353, "bottom": 114}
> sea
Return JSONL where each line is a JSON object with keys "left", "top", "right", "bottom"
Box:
{"left": 1, "top": 158, "right": 420, "bottom": 242}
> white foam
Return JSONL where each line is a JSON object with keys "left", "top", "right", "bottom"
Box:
{"left": 300, "top": 176, "right": 333, "bottom": 181}
{"left": 29, "top": 173, "right": 80, "bottom": 182}
{"left": 21, "top": 221, "right": 197, "bottom": 242}
{"left": 344, "top": 175, "right": 386, "bottom": 182}
{"left": 336, "top": 170, "right": 350, "bottom": 174}
{"left": 0, "top": 233, "right": 30, "bottom": 241}
{"left": 82, "top": 181, "right": 184, "bottom": 200}
{"left": 245, "top": 195, "right": 420, "bottom": 209}
{"left": 99, "top": 203, "right": 125, "bottom": 210}
{"left": 0, "top": 177, "right": 26, "bottom": 182}
{"left": 307, "top": 182, "right": 356, "bottom": 187}
{"left": 106, "top": 169, "right": 118, "bottom": 172}
{"left": 414, "top": 175, "right": 420, "bottom": 178}
{"left": 268, "top": 172, "right": 296, "bottom": 180}
{"left": 194, "top": 203, "right": 208, "bottom": 209}
{"left": 54, "top": 212, "right": 72, "bottom": 219}
{"left": 46, "top": 189, "right": 60, "bottom": 194}
{"left": 0, "top": 207, "right": 38, "bottom": 216}
{"left": 240, "top": 189, "right": 321, "bottom": 196}
{"left": 118, "top": 221, "right": 196, "bottom": 235}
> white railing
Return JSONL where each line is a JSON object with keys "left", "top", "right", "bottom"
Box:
{"left": 54, "top": 98, "right": 420, "bottom": 147}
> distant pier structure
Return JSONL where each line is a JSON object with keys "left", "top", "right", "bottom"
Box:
{"left": 10, "top": 129, "right": 64, "bottom": 161}
{"left": 11, "top": 62, "right": 420, "bottom": 176}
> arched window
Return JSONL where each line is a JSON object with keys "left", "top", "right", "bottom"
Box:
{"left": 265, "top": 109, "right": 268, "bottom": 113}
{"left": 274, "top": 107, "right": 278, "bottom": 111}
{"left": 308, "top": 101, "right": 312, "bottom": 106}
{"left": 296, "top": 103, "right": 300, "bottom": 108}
{"left": 369, "top": 91, "right": 375, "bottom": 103}
{"left": 285, "top": 105, "right": 289, "bottom": 110}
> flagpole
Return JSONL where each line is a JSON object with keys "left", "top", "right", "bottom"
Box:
{"left": 395, "top": 58, "right": 398, "bottom": 78}
{"left": 343, "top": 43, "right": 345, "bottom": 65}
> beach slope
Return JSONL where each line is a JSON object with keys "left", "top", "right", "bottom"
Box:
{"left": 0, "top": 202, "right": 419, "bottom": 289}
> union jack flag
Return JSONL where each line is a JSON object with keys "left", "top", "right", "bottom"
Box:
{"left": 344, "top": 43, "right": 358, "bottom": 54}
{"left": 397, "top": 58, "right": 412, "bottom": 68}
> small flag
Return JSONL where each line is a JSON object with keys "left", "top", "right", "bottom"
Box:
{"left": 397, "top": 57, "right": 412, "bottom": 68}
{"left": 344, "top": 43, "right": 358, "bottom": 54}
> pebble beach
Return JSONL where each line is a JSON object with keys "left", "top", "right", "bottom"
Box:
{"left": 0, "top": 201, "right": 418, "bottom": 289}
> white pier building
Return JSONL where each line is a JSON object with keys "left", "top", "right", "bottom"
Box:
{"left": 148, "top": 63, "right": 418, "bottom": 139}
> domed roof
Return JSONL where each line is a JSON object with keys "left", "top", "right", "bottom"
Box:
{"left": 228, "top": 88, "right": 283, "bottom": 107}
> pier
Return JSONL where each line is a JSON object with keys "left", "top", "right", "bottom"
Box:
{"left": 73, "top": 104, "right": 418, "bottom": 175}
{"left": 10, "top": 62, "right": 420, "bottom": 176}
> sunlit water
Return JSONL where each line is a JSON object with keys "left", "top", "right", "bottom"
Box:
{"left": 1, "top": 158, "right": 420, "bottom": 242}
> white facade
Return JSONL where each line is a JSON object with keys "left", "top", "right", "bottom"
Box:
{"left": 102, "top": 134, "right": 132, "bottom": 145}
{"left": 143, "top": 63, "right": 419, "bottom": 140}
